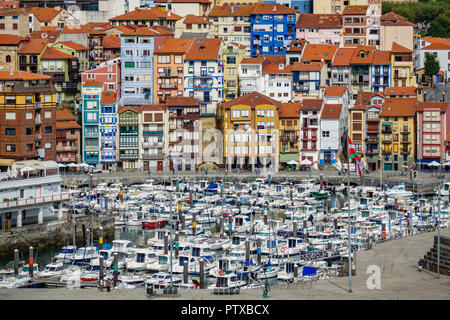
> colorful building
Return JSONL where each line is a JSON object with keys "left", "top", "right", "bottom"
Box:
{"left": 52, "top": 41, "right": 90, "bottom": 73}
{"left": 370, "top": 50, "right": 391, "bottom": 93}
{"left": 55, "top": 108, "right": 81, "bottom": 164}
{"left": 292, "top": 61, "right": 326, "bottom": 101}
{"left": 99, "top": 91, "right": 118, "bottom": 170}
{"left": 81, "top": 81, "right": 101, "bottom": 166}
{"left": 0, "top": 34, "right": 27, "bottom": 71}
{"left": 299, "top": 98, "right": 323, "bottom": 169}
{"left": 0, "top": 70, "right": 57, "bottom": 161}
{"left": 296, "top": 14, "right": 343, "bottom": 46}
{"left": 390, "top": 42, "right": 416, "bottom": 87}
{"left": 250, "top": 3, "right": 297, "bottom": 57}
{"left": 279, "top": 102, "right": 301, "bottom": 170}
{"left": 222, "top": 42, "right": 246, "bottom": 101}
{"left": 220, "top": 91, "right": 280, "bottom": 171}
{"left": 17, "top": 38, "right": 48, "bottom": 74}
{"left": 117, "top": 106, "right": 140, "bottom": 171}
{"left": 81, "top": 58, "right": 121, "bottom": 98}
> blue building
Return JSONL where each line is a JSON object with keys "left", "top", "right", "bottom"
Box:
{"left": 99, "top": 91, "right": 118, "bottom": 170}
{"left": 81, "top": 82, "right": 102, "bottom": 166}
{"left": 371, "top": 51, "right": 391, "bottom": 93}
{"left": 120, "top": 27, "right": 155, "bottom": 106}
{"left": 263, "top": 0, "right": 312, "bottom": 13}
{"left": 250, "top": 3, "right": 297, "bottom": 57}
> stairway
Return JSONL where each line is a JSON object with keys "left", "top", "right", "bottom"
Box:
{"left": 422, "top": 235, "right": 450, "bottom": 276}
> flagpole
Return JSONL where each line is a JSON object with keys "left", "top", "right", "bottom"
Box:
{"left": 347, "top": 133, "right": 352, "bottom": 293}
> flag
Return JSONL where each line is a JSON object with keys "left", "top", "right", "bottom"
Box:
{"left": 348, "top": 137, "right": 363, "bottom": 178}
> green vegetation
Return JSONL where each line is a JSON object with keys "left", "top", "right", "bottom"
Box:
{"left": 382, "top": 0, "right": 450, "bottom": 37}
{"left": 424, "top": 53, "right": 440, "bottom": 86}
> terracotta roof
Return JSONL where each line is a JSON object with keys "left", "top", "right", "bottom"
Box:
{"left": 165, "top": 96, "right": 199, "bottom": 106}
{"left": 155, "top": 38, "right": 194, "bottom": 54}
{"left": 299, "top": 99, "right": 323, "bottom": 111}
{"left": 101, "top": 91, "right": 117, "bottom": 104}
{"left": 292, "top": 61, "right": 324, "bottom": 71}
{"left": 384, "top": 86, "right": 417, "bottom": 96}
{"left": 118, "top": 106, "right": 140, "bottom": 113}
{"left": 110, "top": 7, "right": 182, "bottom": 21}
{"left": 350, "top": 45, "right": 376, "bottom": 64}
{"left": 0, "top": 70, "right": 51, "bottom": 80}
{"left": 0, "top": 34, "right": 27, "bottom": 45}
{"left": 183, "top": 14, "right": 211, "bottom": 24}
{"left": 55, "top": 41, "right": 89, "bottom": 51}
{"left": 296, "top": 13, "right": 342, "bottom": 29}
{"left": 391, "top": 42, "right": 412, "bottom": 53}
{"left": 17, "top": 39, "right": 48, "bottom": 54}
{"left": 251, "top": 3, "right": 298, "bottom": 15}
{"left": 372, "top": 50, "right": 391, "bottom": 65}
{"left": 417, "top": 102, "right": 449, "bottom": 112}
{"left": 302, "top": 43, "right": 338, "bottom": 62}
{"left": 332, "top": 47, "right": 355, "bottom": 66}
{"left": 241, "top": 56, "right": 265, "bottom": 64}
{"left": 286, "top": 39, "right": 307, "bottom": 52}
{"left": 120, "top": 26, "right": 173, "bottom": 36}
{"left": 280, "top": 103, "right": 301, "bottom": 118}
{"left": 55, "top": 120, "right": 80, "bottom": 129}
{"left": 41, "top": 47, "right": 76, "bottom": 60}
{"left": 355, "top": 92, "right": 384, "bottom": 106}
{"left": 325, "top": 86, "right": 346, "bottom": 97}
{"left": 208, "top": 5, "right": 254, "bottom": 17}
{"left": 321, "top": 104, "right": 342, "bottom": 119}
{"left": 110, "top": 25, "right": 136, "bottom": 34}
{"left": 421, "top": 37, "right": 450, "bottom": 50}
{"left": 29, "top": 30, "right": 61, "bottom": 43}
{"left": 229, "top": 42, "right": 246, "bottom": 49}
{"left": 380, "top": 98, "right": 416, "bottom": 117}
{"left": 222, "top": 91, "right": 281, "bottom": 109}
{"left": 55, "top": 108, "right": 76, "bottom": 121}
{"left": 28, "top": 7, "right": 60, "bottom": 22}
{"left": 61, "top": 26, "right": 93, "bottom": 34}
{"left": 141, "top": 104, "right": 166, "bottom": 111}
{"left": 102, "top": 35, "right": 121, "bottom": 48}
{"left": 0, "top": 8, "right": 27, "bottom": 16}
{"left": 262, "top": 63, "right": 292, "bottom": 74}
{"left": 380, "top": 12, "right": 416, "bottom": 27}
{"left": 446, "top": 132, "right": 450, "bottom": 143}
{"left": 185, "top": 38, "right": 222, "bottom": 60}
{"left": 84, "top": 22, "right": 113, "bottom": 31}
{"left": 342, "top": 5, "right": 367, "bottom": 15}
{"left": 41, "top": 26, "right": 58, "bottom": 32}
{"left": 83, "top": 81, "right": 102, "bottom": 87}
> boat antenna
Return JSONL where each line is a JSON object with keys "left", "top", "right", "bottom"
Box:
{"left": 346, "top": 128, "right": 352, "bottom": 293}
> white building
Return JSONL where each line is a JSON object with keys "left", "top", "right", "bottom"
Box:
{"left": 0, "top": 160, "right": 70, "bottom": 230}
{"left": 366, "top": 4, "right": 381, "bottom": 48}
{"left": 238, "top": 57, "right": 265, "bottom": 96}
{"left": 319, "top": 103, "right": 345, "bottom": 167}
{"left": 299, "top": 99, "right": 323, "bottom": 169}
{"left": 262, "top": 63, "right": 293, "bottom": 103}
{"left": 418, "top": 37, "right": 450, "bottom": 82}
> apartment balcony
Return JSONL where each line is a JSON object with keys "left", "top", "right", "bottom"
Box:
{"left": 382, "top": 140, "right": 392, "bottom": 144}
{"left": 366, "top": 156, "right": 378, "bottom": 162}
{"left": 143, "top": 130, "right": 164, "bottom": 135}
{"left": 160, "top": 84, "right": 178, "bottom": 89}
{"left": 35, "top": 102, "right": 41, "bottom": 109}
{"left": 35, "top": 133, "right": 42, "bottom": 141}
{"left": 381, "top": 128, "right": 392, "bottom": 134}
{"left": 84, "top": 132, "right": 99, "bottom": 138}
{"left": 366, "top": 118, "right": 380, "bottom": 123}
{"left": 401, "top": 128, "right": 410, "bottom": 133}
{"left": 193, "top": 83, "right": 213, "bottom": 89}
{"left": 0, "top": 192, "right": 72, "bottom": 210}
{"left": 84, "top": 146, "right": 98, "bottom": 152}
{"left": 366, "top": 138, "right": 378, "bottom": 143}
{"left": 401, "top": 150, "right": 410, "bottom": 155}
{"left": 295, "top": 84, "right": 310, "bottom": 92}
{"left": 281, "top": 148, "right": 299, "bottom": 153}
{"left": 56, "top": 145, "right": 78, "bottom": 152}
{"left": 301, "top": 148, "right": 317, "bottom": 152}
{"left": 119, "top": 154, "right": 138, "bottom": 160}
{"left": 159, "top": 72, "right": 179, "bottom": 78}
{"left": 142, "top": 141, "right": 164, "bottom": 148}
{"left": 35, "top": 117, "right": 42, "bottom": 125}
{"left": 401, "top": 140, "right": 410, "bottom": 144}
{"left": 366, "top": 150, "right": 379, "bottom": 156}
{"left": 66, "top": 134, "right": 78, "bottom": 140}
{"left": 352, "top": 80, "right": 370, "bottom": 85}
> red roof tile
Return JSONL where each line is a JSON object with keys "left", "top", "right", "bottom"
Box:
{"left": 384, "top": 86, "right": 417, "bottom": 96}
{"left": 325, "top": 86, "right": 346, "bottom": 97}
{"left": 165, "top": 96, "right": 199, "bottom": 106}
{"left": 55, "top": 41, "right": 89, "bottom": 51}
{"left": 332, "top": 47, "right": 355, "bottom": 66}
{"left": 185, "top": 38, "right": 222, "bottom": 60}
{"left": 380, "top": 12, "right": 416, "bottom": 27}
{"left": 280, "top": 102, "right": 301, "bottom": 118}
{"left": 302, "top": 43, "right": 338, "bottom": 61}
{"left": 110, "top": 7, "right": 182, "bottom": 21}
{"left": 251, "top": 3, "right": 298, "bottom": 15}
{"left": 350, "top": 45, "right": 377, "bottom": 64}
{"left": 27, "top": 7, "right": 60, "bottom": 22}
{"left": 262, "top": 63, "right": 292, "bottom": 74}
{"left": 17, "top": 39, "right": 48, "bottom": 54}
{"left": 101, "top": 91, "right": 117, "bottom": 104}
{"left": 102, "top": 35, "right": 121, "bottom": 48}
{"left": 342, "top": 5, "right": 367, "bottom": 15}
{"left": 155, "top": 38, "right": 194, "bottom": 54}
{"left": 41, "top": 47, "right": 76, "bottom": 60}
{"left": 208, "top": 5, "right": 254, "bottom": 17}
{"left": 0, "top": 70, "right": 51, "bottom": 80}
{"left": 296, "top": 13, "right": 342, "bottom": 29}
{"left": 56, "top": 108, "right": 76, "bottom": 121}
{"left": 56, "top": 120, "right": 80, "bottom": 129}
{"left": 286, "top": 39, "right": 307, "bottom": 52}
{"left": 299, "top": 99, "right": 323, "bottom": 111}
{"left": 292, "top": 61, "right": 324, "bottom": 71}
{"left": 222, "top": 91, "right": 281, "bottom": 109}
{"left": 391, "top": 42, "right": 412, "bottom": 53}
{"left": 83, "top": 81, "right": 102, "bottom": 87}
{"left": 321, "top": 104, "right": 343, "bottom": 119}
{"left": 417, "top": 102, "right": 449, "bottom": 112}
{"left": 380, "top": 98, "right": 416, "bottom": 117}
{"left": 372, "top": 50, "right": 391, "bottom": 65}
{"left": 183, "top": 14, "right": 211, "bottom": 24}
{"left": 0, "top": 34, "right": 27, "bottom": 45}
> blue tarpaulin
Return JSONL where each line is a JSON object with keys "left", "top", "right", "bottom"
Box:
{"left": 302, "top": 266, "right": 317, "bottom": 276}
{"left": 207, "top": 183, "right": 218, "bottom": 189}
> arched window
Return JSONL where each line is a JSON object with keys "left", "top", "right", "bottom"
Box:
{"left": 6, "top": 55, "right": 11, "bottom": 63}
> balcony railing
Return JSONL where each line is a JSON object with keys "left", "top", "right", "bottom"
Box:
{"left": 295, "top": 84, "right": 310, "bottom": 92}
{"left": 84, "top": 132, "right": 99, "bottom": 138}
{"left": 0, "top": 193, "right": 72, "bottom": 210}
{"left": 160, "top": 83, "right": 177, "bottom": 89}
{"left": 142, "top": 141, "right": 164, "bottom": 148}
{"left": 66, "top": 134, "right": 78, "bottom": 140}
{"left": 56, "top": 157, "right": 77, "bottom": 162}
{"left": 56, "top": 145, "right": 78, "bottom": 152}
{"left": 35, "top": 117, "right": 42, "bottom": 125}
{"left": 84, "top": 146, "right": 98, "bottom": 152}
{"left": 143, "top": 130, "right": 164, "bottom": 135}
{"left": 159, "top": 72, "right": 179, "bottom": 78}
{"left": 142, "top": 153, "right": 164, "bottom": 160}
{"left": 35, "top": 102, "right": 41, "bottom": 109}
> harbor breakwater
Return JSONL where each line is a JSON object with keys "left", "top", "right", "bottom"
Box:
{"left": 0, "top": 215, "right": 115, "bottom": 259}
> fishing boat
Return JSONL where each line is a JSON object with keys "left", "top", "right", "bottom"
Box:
{"left": 207, "top": 272, "right": 247, "bottom": 289}
{"left": 142, "top": 217, "right": 166, "bottom": 229}
{"left": 40, "top": 262, "right": 64, "bottom": 278}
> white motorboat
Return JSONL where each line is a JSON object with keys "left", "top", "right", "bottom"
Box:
{"left": 54, "top": 246, "right": 77, "bottom": 263}
{"left": 385, "top": 185, "right": 413, "bottom": 198}
{"left": 39, "top": 262, "right": 64, "bottom": 278}
{"left": 207, "top": 272, "right": 247, "bottom": 289}
{"left": 146, "top": 273, "right": 182, "bottom": 289}
{"left": 0, "top": 276, "right": 30, "bottom": 288}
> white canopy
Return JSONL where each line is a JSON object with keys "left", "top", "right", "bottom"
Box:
{"left": 67, "top": 163, "right": 78, "bottom": 168}
{"left": 78, "top": 163, "right": 90, "bottom": 168}
{"left": 444, "top": 161, "right": 450, "bottom": 166}
{"left": 300, "top": 159, "right": 312, "bottom": 165}
{"left": 57, "top": 163, "right": 66, "bottom": 168}
{"left": 20, "top": 167, "right": 35, "bottom": 173}
{"left": 287, "top": 160, "right": 299, "bottom": 165}
{"left": 428, "top": 161, "right": 441, "bottom": 167}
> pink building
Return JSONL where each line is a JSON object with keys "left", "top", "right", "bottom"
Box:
{"left": 296, "top": 14, "right": 343, "bottom": 46}
{"left": 416, "top": 102, "right": 449, "bottom": 165}
{"left": 56, "top": 109, "right": 81, "bottom": 164}
{"left": 81, "top": 57, "right": 121, "bottom": 97}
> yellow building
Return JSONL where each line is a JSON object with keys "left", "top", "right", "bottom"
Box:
{"left": 390, "top": 42, "right": 416, "bottom": 87}
{"left": 219, "top": 91, "right": 280, "bottom": 171}
{"left": 380, "top": 97, "right": 416, "bottom": 171}
{"left": 174, "top": 15, "right": 212, "bottom": 38}
{"left": 222, "top": 42, "right": 246, "bottom": 101}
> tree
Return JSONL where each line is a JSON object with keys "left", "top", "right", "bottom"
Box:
{"left": 424, "top": 54, "right": 440, "bottom": 87}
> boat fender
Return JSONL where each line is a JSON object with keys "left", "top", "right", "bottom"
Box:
{"left": 219, "top": 270, "right": 225, "bottom": 276}
{"left": 280, "top": 247, "right": 286, "bottom": 253}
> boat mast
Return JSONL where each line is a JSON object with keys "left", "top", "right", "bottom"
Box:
{"left": 346, "top": 131, "right": 352, "bottom": 293}
{"left": 169, "top": 190, "right": 173, "bottom": 289}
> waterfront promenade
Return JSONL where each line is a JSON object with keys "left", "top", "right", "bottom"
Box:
{"left": 1, "top": 228, "right": 449, "bottom": 300}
